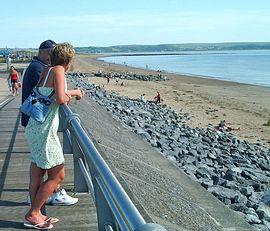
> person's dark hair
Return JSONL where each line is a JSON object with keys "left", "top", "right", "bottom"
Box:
{"left": 50, "top": 43, "right": 75, "bottom": 67}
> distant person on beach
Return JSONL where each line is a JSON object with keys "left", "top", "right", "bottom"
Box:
{"left": 140, "top": 93, "right": 146, "bottom": 102}
{"left": 215, "top": 120, "right": 240, "bottom": 132}
{"left": 120, "top": 81, "right": 125, "bottom": 86}
{"left": 7, "top": 65, "right": 20, "bottom": 96}
{"left": 23, "top": 43, "right": 84, "bottom": 229}
{"left": 154, "top": 91, "right": 161, "bottom": 103}
{"left": 106, "top": 73, "right": 110, "bottom": 84}
{"left": 115, "top": 77, "right": 119, "bottom": 85}
{"left": 21, "top": 40, "right": 78, "bottom": 208}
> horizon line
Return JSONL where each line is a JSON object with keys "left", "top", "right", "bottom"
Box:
{"left": 1, "top": 41, "right": 270, "bottom": 50}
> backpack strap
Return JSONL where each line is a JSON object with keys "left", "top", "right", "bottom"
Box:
{"left": 48, "top": 89, "right": 55, "bottom": 98}
{"left": 37, "top": 67, "right": 55, "bottom": 98}
{"left": 42, "top": 68, "right": 52, "bottom": 87}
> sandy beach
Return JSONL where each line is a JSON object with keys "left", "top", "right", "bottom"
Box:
{"left": 0, "top": 54, "right": 269, "bottom": 147}
{"left": 71, "top": 54, "right": 270, "bottom": 148}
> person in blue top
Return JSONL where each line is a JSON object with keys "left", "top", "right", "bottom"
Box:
{"left": 21, "top": 40, "right": 78, "bottom": 206}
{"left": 22, "top": 40, "right": 55, "bottom": 127}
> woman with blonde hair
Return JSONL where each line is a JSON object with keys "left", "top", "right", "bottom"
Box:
{"left": 24, "top": 43, "right": 84, "bottom": 229}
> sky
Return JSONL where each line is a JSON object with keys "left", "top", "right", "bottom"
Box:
{"left": 1, "top": 0, "right": 270, "bottom": 48}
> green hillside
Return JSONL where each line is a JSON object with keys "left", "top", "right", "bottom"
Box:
{"left": 2, "top": 42, "right": 270, "bottom": 55}
{"left": 75, "top": 42, "right": 270, "bottom": 53}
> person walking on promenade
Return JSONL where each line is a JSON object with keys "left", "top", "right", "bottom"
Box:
{"left": 7, "top": 65, "right": 20, "bottom": 96}
{"left": 6, "top": 55, "right": 11, "bottom": 71}
{"left": 7, "top": 77, "right": 12, "bottom": 92}
{"left": 154, "top": 91, "right": 161, "bottom": 103}
{"left": 23, "top": 43, "right": 84, "bottom": 229}
{"left": 22, "top": 40, "right": 78, "bottom": 206}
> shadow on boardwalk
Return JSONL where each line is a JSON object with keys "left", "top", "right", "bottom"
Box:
{"left": 0, "top": 95, "right": 97, "bottom": 230}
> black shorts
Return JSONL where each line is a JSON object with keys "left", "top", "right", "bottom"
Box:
{"left": 11, "top": 79, "right": 18, "bottom": 83}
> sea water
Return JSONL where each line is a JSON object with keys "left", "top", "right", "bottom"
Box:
{"left": 99, "top": 50, "right": 270, "bottom": 87}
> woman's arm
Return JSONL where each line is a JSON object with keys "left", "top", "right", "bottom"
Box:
{"left": 53, "top": 66, "right": 71, "bottom": 105}
{"left": 65, "top": 88, "right": 84, "bottom": 100}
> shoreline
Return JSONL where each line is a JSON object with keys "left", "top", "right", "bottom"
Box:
{"left": 100, "top": 59, "right": 270, "bottom": 88}
{"left": 98, "top": 51, "right": 270, "bottom": 88}
{"left": 72, "top": 54, "right": 270, "bottom": 148}
{"left": 75, "top": 53, "right": 266, "bottom": 87}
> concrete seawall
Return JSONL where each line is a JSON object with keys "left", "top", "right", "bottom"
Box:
{"left": 69, "top": 90, "right": 253, "bottom": 231}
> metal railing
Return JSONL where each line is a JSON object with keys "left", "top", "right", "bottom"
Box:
{"left": 0, "top": 97, "right": 14, "bottom": 110}
{"left": 59, "top": 104, "right": 167, "bottom": 231}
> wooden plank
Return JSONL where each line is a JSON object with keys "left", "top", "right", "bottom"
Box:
{"left": 0, "top": 97, "right": 98, "bottom": 231}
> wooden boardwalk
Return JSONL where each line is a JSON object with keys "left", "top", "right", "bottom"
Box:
{"left": 0, "top": 95, "right": 98, "bottom": 230}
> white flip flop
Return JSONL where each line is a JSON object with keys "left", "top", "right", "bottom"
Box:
{"left": 23, "top": 220, "right": 53, "bottom": 230}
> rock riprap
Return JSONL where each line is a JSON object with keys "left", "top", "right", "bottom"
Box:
{"left": 72, "top": 71, "right": 168, "bottom": 81}
{"left": 68, "top": 73, "right": 270, "bottom": 231}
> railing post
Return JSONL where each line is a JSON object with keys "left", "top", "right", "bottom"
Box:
{"left": 93, "top": 176, "right": 118, "bottom": 231}
{"left": 63, "top": 129, "right": 73, "bottom": 154}
{"left": 70, "top": 133, "right": 89, "bottom": 192}
{"left": 66, "top": 112, "right": 89, "bottom": 193}
{"left": 59, "top": 108, "right": 88, "bottom": 192}
{"left": 59, "top": 113, "right": 73, "bottom": 154}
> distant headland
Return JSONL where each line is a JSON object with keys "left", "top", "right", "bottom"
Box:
{"left": 75, "top": 42, "right": 270, "bottom": 53}
{"left": 1, "top": 42, "right": 270, "bottom": 55}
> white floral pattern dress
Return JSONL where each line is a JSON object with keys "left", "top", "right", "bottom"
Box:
{"left": 25, "top": 87, "right": 64, "bottom": 169}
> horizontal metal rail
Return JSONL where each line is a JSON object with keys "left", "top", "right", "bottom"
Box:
{"left": 77, "top": 158, "right": 95, "bottom": 204}
{"left": 0, "top": 97, "right": 14, "bottom": 110}
{"left": 60, "top": 104, "right": 167, "bottom": 231}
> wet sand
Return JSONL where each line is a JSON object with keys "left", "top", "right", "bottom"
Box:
{"left": 71, "top": 54, "right": 270, "bottom": 148}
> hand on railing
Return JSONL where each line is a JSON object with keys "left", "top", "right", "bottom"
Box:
{"left": 74, "top": 87, "right": 85, "bottom": 100}
{"left": 65, "top": 93, "right": 72, "bottom": 104}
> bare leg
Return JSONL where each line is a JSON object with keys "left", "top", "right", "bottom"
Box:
{"left": 28, "top": 163, "right": 48, "bottom": 221}
{"left": 28, "top": 163, "right": 59, "bottom": 203}
{"left": 12, "top": 83, "right": 15, "bottom": 95}
{"left": 25, "top": 163, "right": 65, "bottom": 224}
{"left": 29, "top": 163, "right": 46, "bottom": 206}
